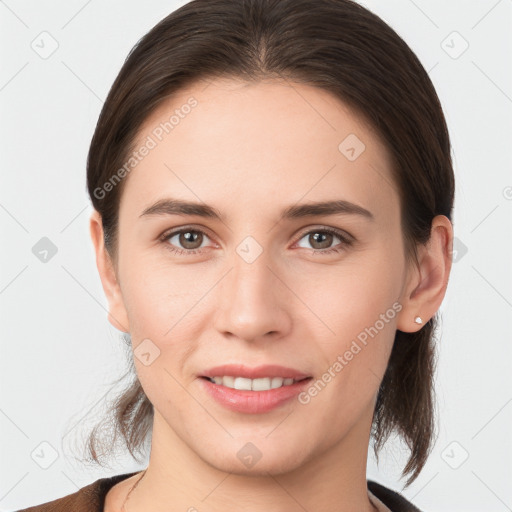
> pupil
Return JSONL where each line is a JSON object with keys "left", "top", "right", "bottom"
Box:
{"left": 181, "top": 231, "right": 201, "bottom": 249}
{"left": 312, "top": 232, "right": 332, "bottom": 249}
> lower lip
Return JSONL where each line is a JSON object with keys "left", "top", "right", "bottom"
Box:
{"left": 199, "top": 377, "right": 313, "bottom": 414}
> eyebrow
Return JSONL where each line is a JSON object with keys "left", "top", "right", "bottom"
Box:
{"left": 139, "top": 198, "right": 374, "bottom": 222}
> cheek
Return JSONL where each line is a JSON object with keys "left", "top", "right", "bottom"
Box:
{"left": 123, "top": 259, "right": 203, "bottom": 411}
{"left": 119, "top": 247, "right": 206, "bottom": 335}
{"left": 117, "top": 253, "right": 207, "bottom": 402}
{"left": 295, "top": 249, "right": 403, "bottom": 340}
{"left": 298, "top": 299, "right": 398, "bottom": 427}
{"left": 292, "top": 248, "right": 402, "bottom": 401}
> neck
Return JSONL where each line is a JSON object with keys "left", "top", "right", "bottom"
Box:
{"left": 125, "top": 409, "right": 377, "bottom": 512}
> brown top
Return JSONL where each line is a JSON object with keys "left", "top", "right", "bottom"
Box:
{"left": 15, "top": 472, "right": 422, "bottom": 512}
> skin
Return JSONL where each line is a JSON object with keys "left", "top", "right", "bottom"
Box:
{"left": 91, "top": 77, "right": 453, "bottom": 512}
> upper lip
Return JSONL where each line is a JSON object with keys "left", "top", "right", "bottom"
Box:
{"left": 201, "top": 364, "right": 311, "bottom": 380}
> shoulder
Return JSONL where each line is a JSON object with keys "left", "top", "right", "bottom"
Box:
{"left": 367, "top": 480, "right": 423, "bottom": 512}
{"left": 15, "top": 472, "right": 139, "bottom": 512}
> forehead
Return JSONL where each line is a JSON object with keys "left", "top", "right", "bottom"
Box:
{"left": 121, "top": 77, "right": 399, "bottom": 224}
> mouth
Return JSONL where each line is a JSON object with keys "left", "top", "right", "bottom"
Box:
{"left": 198, "top": 364, "right": 313, "bottom": 414}
{"left": 200, "top": 375, "right": 312, "bottom": 391}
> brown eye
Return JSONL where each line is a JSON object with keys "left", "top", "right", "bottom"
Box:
{"left": 308, "top": 231, "right": 334, "bottom": 250}
{"left": 295, "top": 227, "right": 353, "bottom": 254}
{"left": 162, "top": 228, "right": 212, "bottom": 254}
{"left": 176, "top": 230, "right": 204, "bottom": 250}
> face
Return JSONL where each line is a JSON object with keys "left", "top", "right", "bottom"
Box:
{"left": 98, "top": 77, "right": 416, "bottom": 475}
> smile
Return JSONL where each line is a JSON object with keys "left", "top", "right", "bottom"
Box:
{"left": 203, "top": 375, "right": 309, "bottom": 391}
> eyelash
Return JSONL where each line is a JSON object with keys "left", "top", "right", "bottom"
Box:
{"left": 159, "top": 226, "right": 353, "bottom": 257}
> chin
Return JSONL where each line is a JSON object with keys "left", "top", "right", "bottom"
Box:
{"left": 196, "top": 435, "right": 312, "bottom": 477}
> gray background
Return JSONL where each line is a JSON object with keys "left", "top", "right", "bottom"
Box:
{"left": 1, "top": 1, "right": 511, "bottom": 510}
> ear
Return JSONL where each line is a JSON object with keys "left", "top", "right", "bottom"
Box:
{"left": 89, "top": 210, "right": 130, "bottom": 333}
{"left": 396, "top": 215, "right": 453, "bottom": 333}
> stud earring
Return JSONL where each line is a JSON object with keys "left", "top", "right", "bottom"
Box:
{"left": 414, "top": 316, "right": 423, "bottom": 325}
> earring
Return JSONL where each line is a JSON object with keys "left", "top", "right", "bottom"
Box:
{"left": 414, "top": 316, "right": 423, "bottom": 325}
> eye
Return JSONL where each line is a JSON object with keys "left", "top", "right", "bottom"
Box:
{"left": 159, "top": 226, "right": 354, "bottom": 257}
{"left": 295, "top": 227, "right": 353, "bottom": 255}
{"left": 160, "top": 227, "right": 213, "bottom": 256}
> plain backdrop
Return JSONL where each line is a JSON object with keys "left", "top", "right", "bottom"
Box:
{"left": 1, "top": 1, "right": 511, "bottom": 511}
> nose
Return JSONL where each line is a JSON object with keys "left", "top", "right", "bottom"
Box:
{"left": 213, "top": 245, "right": 292, "bottom": 344}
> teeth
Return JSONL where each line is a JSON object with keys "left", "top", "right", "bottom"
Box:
{"left": 271, "top": 377, "right": 284, "bottom": 389}
{"left": 234, "top": 377, "right": 252, "bottom": 390}
{"left": 222, "top": 376, "right": 235, "bottom": 388}
{"left": 207, "top": 376, "right": 302, "bottom": 391}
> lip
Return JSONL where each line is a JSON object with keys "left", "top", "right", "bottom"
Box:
{"left": 199, "top": 376, "right": 313, "bottom": 414}
{"left": 200, "top": 364, "right": 311, "bottom": 380}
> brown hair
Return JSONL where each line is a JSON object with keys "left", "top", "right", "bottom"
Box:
{"left": 85, "top": 0, "right": 454, "bottom": 487}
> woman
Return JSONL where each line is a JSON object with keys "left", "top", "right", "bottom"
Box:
{"left": 18, "top": 0, "right": 454, "bottom": 510}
